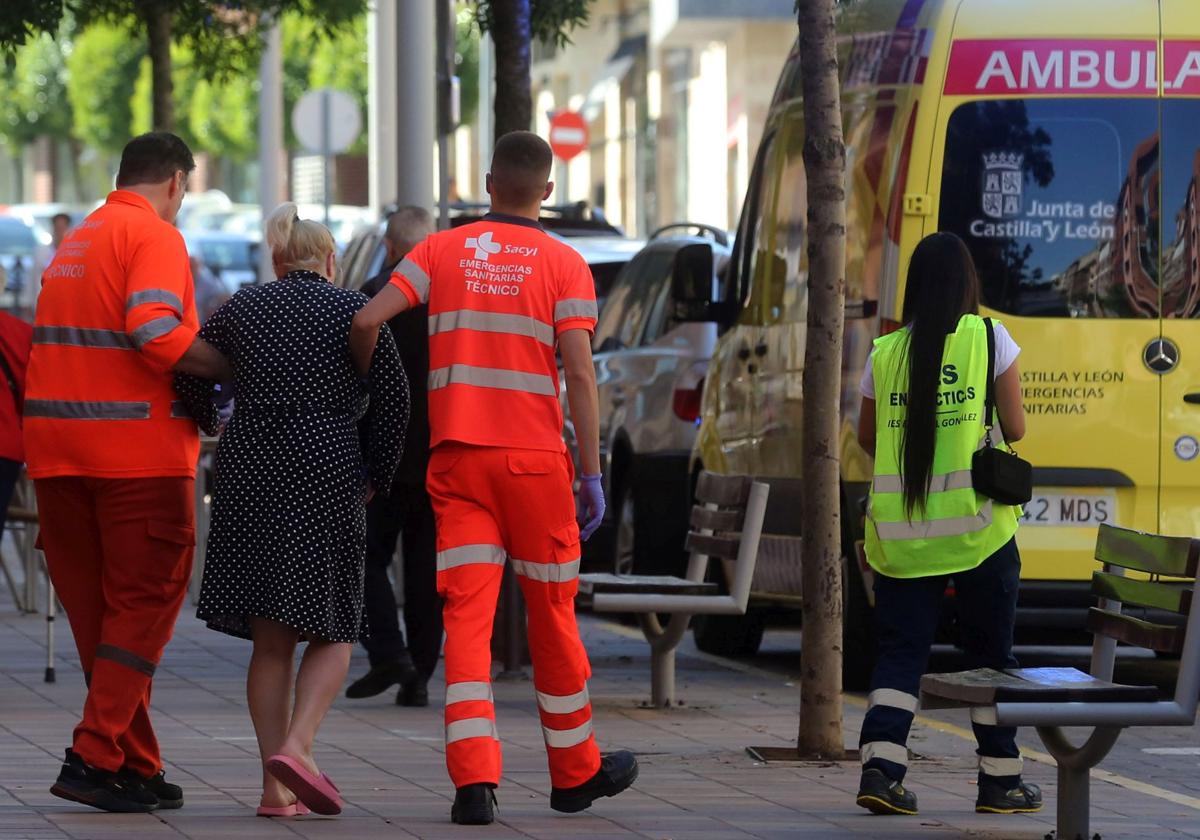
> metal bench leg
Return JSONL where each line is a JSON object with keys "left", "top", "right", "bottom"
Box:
{"left": 1036, "top": 725, "right": 1122, "bottom": 840}
{"left": 639, "top": 613, "right": 691, "bottom": 707}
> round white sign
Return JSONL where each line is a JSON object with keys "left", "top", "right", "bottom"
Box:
{"left": 291, "top": 88, "right": 361, "bottom": 155}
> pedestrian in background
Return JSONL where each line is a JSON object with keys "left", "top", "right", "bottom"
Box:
{"left": 175, "top": 202, "right": 408, "bottom": 818}
{"left": 345, "top": 205, "right": 443, "bottom": 707}
{"left": 855, "top": 232, "right": 1039, "bottom": 817}
{"left": 0, "top": 310, "right": 31, "bottom": 532}
{"left": 351, "top": 131, "right": 637, "bottom": 826}
{"left": 26, "top": 132, "right": 229, "bottom": 814}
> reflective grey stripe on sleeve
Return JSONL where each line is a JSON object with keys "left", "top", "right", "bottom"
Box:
{"left": 25, "top": 399, "right": 151, "bottom": 420}
{"left": 445, "top": 717, "right": 499, "bottom": 744}
{"left": 436, "top": 544, "right": 506, "bottom": 572}
{"left": 96, "top": 643, "right": 156, "bottom": 677}
{"left": 872, "top": 470, "right": 974, "bottom": 495}
{"left": 130, "top": 315, "right": 183, "bottom": 348}
{"left": 861, "top": 741, "right": 909, "bottom": 767}
{"left": 126, "top": 289, "right": 183, "bottom": 314}
{"left": 536, "top": 687, "right": 590, "bottom": 715}
{"left": 510, "top": 557, "right": 580, "bottom": 584}
{"left": 553, "top": 298, "right": 598, "bottom": 323}
{"left": 429, "top": 309, "right": 555, "bottom": 346}
{"left": 446, "top": 681, "right": 495, "bottom": 705}
{"left": 428, "top": 364, "right": 557, "bottom": 397}
{"left": 867, "top": 688, "right": 918, "bottom": 714}
{"left": 979, "top": 756, "right": 1023, "bottom": 777}
{"left": 872, "top": 502, "right": 993, "bottom": 541}
{"left": 542, "top": 720, "right": 593, "bottom": 749}
{"left": 396, "top": 257, "right": 431, "bottom": 303}
{"left": 33, "top": 326, "right": 134, "bottom": 349}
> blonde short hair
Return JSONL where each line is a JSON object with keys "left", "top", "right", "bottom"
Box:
{"left": 264, "top": 202, "right": 336, "bottom": 275}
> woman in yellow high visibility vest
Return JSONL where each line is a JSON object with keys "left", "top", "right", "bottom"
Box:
{"left": 854, "top": 232, "right": 1040, "bottom": 817}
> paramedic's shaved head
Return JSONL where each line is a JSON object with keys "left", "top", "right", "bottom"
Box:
{"left": 488, "top": 131, "right": 554, "bottom": 210}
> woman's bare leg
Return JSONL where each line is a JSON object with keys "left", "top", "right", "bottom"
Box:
{"left": 248, "top": 617, "right": 299, "bottom": 807}
{"left": 277, "top": 638, "right": 353, "bottom": 775}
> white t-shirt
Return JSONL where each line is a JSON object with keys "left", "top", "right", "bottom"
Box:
{"left": 859, "top": 321, "right": 1020, "bottom": 399}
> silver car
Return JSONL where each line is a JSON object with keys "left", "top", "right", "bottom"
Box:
{"left": 563, "top": 225, "right": 731, "bottom": 576}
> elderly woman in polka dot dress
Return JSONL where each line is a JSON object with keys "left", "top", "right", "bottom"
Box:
{"left": 175, "top": 203, "right": 409, "bottom": 817}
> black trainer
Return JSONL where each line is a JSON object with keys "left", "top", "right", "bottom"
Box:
{"left": 50, "top": 750, "right": 157, "bottom": 814}
{"left": 975, "top": 779, "right": 1043, "bottom": 814}
{"left": 550, "top": 750, "right": 638, "bottom": 813}
{"left": 451, "top": 783, "right": 497, "bottom": 825}
{"left": 345, "top": 659, "right": 418, "bottom": 699}
{"left": 856, "top": 768, "right": 919, "bottom": 815}
{"left": 397, "top": 678, "right": 429, "bottom": 707}
{"left": 123, "top": 768, "right": 183, "bottom": 810}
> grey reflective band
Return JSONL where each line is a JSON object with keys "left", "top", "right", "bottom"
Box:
{"left": 436, "top": 544, "right": 506, "bottom": 572}
{"left": 861, "top": 741, "right": 909, "bottom": 767}
{"left": 96, "top": 643, "right": 156, "bottom": 677}
{"left": 867, "top": 688, "right": 918, "bottom": 714}
{"left": 511, "top": 557, "right": 580, "bottom": 584}
{"left": 396, "top": 257, "right": 431, "bottom": 303}
{"left": 429, "top": 309, "right": 555, "bottom": 346}
{"left": 872, "top": 502, "right": 994, "bottom": 541}
{"left": 536, "top": 687, "right": 590, "bottom": 715}
{"left": 33, "top": 326, "right": 133, "bottom": 350}
{"left": 170, "top": 401, "right": 192, "bottom": 419}
{"left": 445, "top": 717, "right": 499, "bottom": 744}
{"left": 872, "top": 470, "right": 974, "bottom": 495}
{"left": 130, "top": 315, "right": 183, "bottom": 348}
{"left": 25, "top": 399, "right": 151, "bottom": 420}
{"left": 979, "top": 756, "right": 1023, "bottom": 776}
{"left": 554, "top": 298, "right": 598, "bottom": 322}
{"left": 429, "top": 364, "right": 557, "bottom": 397}
{"left": 126, "top": 288, "right": 183, "bottom": 314}
{"left": 542, "top": 720, "right": 593, "bottom": 749}
{"left": 446, "top": 681, "right": 495, "bottom": 705}
{"left": 971, "top": 706, "right": 999, "bottom": 726}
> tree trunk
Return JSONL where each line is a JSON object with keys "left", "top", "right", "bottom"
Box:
{"left": 145, "top": 5, "right": 174, "bottom": 132}
{"left": 796, "top": 0, "right": 847, "bottom": 759}
{"left": 489, "top": 0, "right": 532, "bottom": 141}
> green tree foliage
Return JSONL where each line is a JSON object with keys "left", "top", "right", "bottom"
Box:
{"left": 456, "top": 4, "right": 480, "bottom": 127}
{"left": 0, "top": 31, "right": 71, "bottom": 149}
{"left": 281, "top": 12, "right": 367, "bottom": 154}
{"left": 66, "top": 22, "right": 143, "bottom": 153}
{"left": 473, "top": 0, "right": 591, "bottom": 48}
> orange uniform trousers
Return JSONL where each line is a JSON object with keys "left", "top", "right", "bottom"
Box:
{"left": 35, "top": 477, "right": 195, "bottom": 776}
{"left": 427, "top": 443, "right": 600, "bottom": 790}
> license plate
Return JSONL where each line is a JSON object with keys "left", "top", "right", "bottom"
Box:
{"left": 1019, "top": 492, "right": 1115, "bottom": 527}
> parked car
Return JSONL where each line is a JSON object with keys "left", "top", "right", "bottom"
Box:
{"left": 184, "top": 231, "right": 259, "bottom": 292}
{"left": 0, "top": 217, "right": 40, "bottom": 316}
{"left": 0, "top": 202, "right": 91, "bottom": 247}
{"left": 563, "top": 224, "right": 731, "bottom": 576}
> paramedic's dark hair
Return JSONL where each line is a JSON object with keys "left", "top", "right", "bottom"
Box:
{"left": 489, "top": 131, "right": 553, "bottom": 206}
{"left": 897, "top": 232, "right": 981, "bottom": 518}
{"left": 116, "top": 132, "right": 196, "bottom": 188}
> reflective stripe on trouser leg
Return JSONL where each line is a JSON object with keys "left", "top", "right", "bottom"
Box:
{"left": 972, "top": 710, "right": 1023, "bottom": 785}
{"left": 860, "top": 688, "right": 919, "bottom": 781}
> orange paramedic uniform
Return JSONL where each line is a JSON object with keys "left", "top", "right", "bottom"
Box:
{"left": 390, "top": 212, "right": 600, "bottom": 790}
{"left": 25, "top": 189, "right": 200, "bottom": 776}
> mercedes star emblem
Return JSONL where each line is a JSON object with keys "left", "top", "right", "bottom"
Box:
{"left": 1144, "top": 338, "right": 1180, "bottom": 374}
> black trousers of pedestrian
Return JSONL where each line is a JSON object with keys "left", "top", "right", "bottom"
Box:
{"left": 859, "top": 537, "right": 1023, "bottom": 788}
{"left": 0, "top": 457, "right": 21, "bottom": 533}
{"left": 362, "top": 481, "right": 443, "bottom": 679}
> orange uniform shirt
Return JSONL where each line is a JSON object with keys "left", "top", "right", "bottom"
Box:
{"left": 24, "top": 190, "right": 200, "bottom": 479}
{"left": 390, "top": 214, "right": 597, "bottom": 452}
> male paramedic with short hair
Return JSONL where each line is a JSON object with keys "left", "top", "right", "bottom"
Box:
{"left": 350, "top": 130, "right": 637, "bottom": 826}
{"left": 26, "top": 132, "right": 229, "bottom": 814}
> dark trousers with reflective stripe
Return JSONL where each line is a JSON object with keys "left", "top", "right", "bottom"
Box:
{"left": 36, "top": 476, "right": 194, "bottom": 775}
{"left": 861, "top": 537, "right": 1022, "bottom": 787}
{"left": 362, "top": 481, "right": 443, "bottom": 677}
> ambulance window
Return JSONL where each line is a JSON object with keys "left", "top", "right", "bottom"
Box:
{"left": 1160, "top": 100, "right": 1200, "bottom": 318}
{"left": 593, "top": 249, "right": 673, "bottom": 352}
{"left": 939, "top": 99, "right": 1159, "bottom": 318}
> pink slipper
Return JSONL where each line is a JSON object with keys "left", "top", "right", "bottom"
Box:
{"left": 265, "top": 754, "right": 342, "bottom": 816}
{"left": 256, "top": 800, "right": 311, "bottom": 817}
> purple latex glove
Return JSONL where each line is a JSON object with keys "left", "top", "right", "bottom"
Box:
{"left": 578, "top": 473, "right": 605, "bottom": 542}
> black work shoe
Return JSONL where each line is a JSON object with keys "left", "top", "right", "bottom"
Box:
{"left": 123, "top": 768, "right": 183, "bottom": 810}
{"left": 975, "top": 779, "right": 1043, "bottom": 814}
{"left": 451, "top": 783, "right": 497, "bottom": 825}
{"left": 856, "top": 768, "right": 919, "bottom": 815}
{"left": 345, "top": 660, "right": 418, "bottom": 699}
{"left": 550, "top": 750, "right": 638, "bottom": 813}
{"left": 397, "top": 679, "right": 429, "bottom": 707}
{"left": 50, "top": 750, "right": 157, "bottom": 814}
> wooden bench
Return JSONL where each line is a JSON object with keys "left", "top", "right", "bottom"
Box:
{"left": 578, "top": 471, "right": 769, "bottom": 707}
{"left": 920, "top": 524, "right": 1199, "bottom": 840}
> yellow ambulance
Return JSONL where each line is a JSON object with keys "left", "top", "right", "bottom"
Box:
{"left": 678, "top": 0, "right": 1199, "bottom": 682}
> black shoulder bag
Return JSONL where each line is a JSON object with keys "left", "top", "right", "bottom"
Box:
{"left": 971, "top": 318, "right": 1032, "bottom": 505}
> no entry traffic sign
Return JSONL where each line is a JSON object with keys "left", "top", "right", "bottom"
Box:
{"left": 548, "top": 111, "right": 589, "bottom": 162}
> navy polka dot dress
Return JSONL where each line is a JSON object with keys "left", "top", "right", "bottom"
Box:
{"left": 176, "top": 269, "right": 409, "bottom": 642}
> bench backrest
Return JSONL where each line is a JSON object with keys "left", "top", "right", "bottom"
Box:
{"left": 1090, "top": 524, "right": 1200, "bottom": 713}
{"left": 683, "top": 472, "right": 768, "bottom": 611}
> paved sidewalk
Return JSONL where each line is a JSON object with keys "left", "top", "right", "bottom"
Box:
{"left": 1, "top": 597, "right": 1199, "bottom": 840}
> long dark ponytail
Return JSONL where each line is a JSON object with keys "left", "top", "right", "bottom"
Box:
{"left": 898, "top": 232, "right": 981, "bottom": 518}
